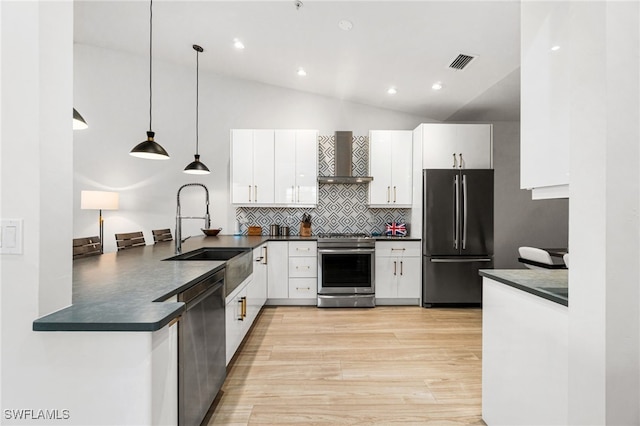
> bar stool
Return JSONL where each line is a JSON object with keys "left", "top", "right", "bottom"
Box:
{"left": 115, "top": 232, "right": 146, "bottom": 251}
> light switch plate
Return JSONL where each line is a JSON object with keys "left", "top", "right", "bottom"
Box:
{"left": 0, "top": 219, "right": 23, "bottom": 254}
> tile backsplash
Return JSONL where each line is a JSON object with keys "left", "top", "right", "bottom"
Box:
{"left": 235, "top": 134, "right": 410, "bottom": 236}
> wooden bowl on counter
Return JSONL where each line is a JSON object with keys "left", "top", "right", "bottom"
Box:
{"left": 201, "top": 228, "right": 222, "bottom": 237}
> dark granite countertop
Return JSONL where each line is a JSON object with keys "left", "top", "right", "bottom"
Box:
{"left": 479, "top": 269, "right": 568, "bottom": 306}
{"left": 33, "top": 235, "right": 275, "bottom": 332}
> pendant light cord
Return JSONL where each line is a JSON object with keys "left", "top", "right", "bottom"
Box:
{"left": 149, "top": 0, "right": 153, "bottom": 132}
{"left": 195, "top": 48, "right": 199, "bottom": 155}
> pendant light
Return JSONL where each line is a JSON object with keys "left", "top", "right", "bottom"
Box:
{"left": 184, "top": 44, "right": 210, "bottom": 174}
{"left": 73, "top": 108, "right": 88, "bottom": 130}
{"left": 130, "top": 0, "right": 170, "bottom": 160}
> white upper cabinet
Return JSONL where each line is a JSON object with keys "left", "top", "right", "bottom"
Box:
{"left": 274, "top": 130, "right": 318, "bottom": 206}
{"left": 419, "top": 123, "right": 492, "bottom": 170}
{"left": 369, "top": 130, "right": 413, "bottom": 207}
{"left": 231, "top": 129, "right": 275, "bottom": 205}
{"left": 520, "top": 2, "right": 570, "bottom": 199}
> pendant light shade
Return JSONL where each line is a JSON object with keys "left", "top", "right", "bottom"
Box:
{"left": 73, "top": 108, "right": 88, "bottom": 130}
{"left": 184, "top": 44, "right": 210, "bottom": 174}
{"left": 130, "top": 0, "right": 170, "bottom": 160}
{"left": 131, "top": 131, "right": 170, "bottom": 160}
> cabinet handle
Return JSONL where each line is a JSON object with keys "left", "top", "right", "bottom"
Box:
{"left": 400, "top": 261, "right": 403, "bottom": 276}
{"left": 297, "top": 265, "right": 310, "bottom": 269}
{"left": 391, "top": 248, "right": 406, "bottom": 251}
{"left": 248, "top": 185, "right": 252, "bottom": 202}
{"left": 297, "top": 247, "right": 311, "bottom": 251}
{"left": 254, "top": 185, "right": 258, "bottom": 202}
{"left": 291, "top": 186, "right": 295, "bottom": 203}
{"left": 297, "top": 186, "right": 300, "bottom": 203}
{"left": 296, "top": 287, "right": 311, "bottom": 291}
{"left": 393, "top": 260, "right": 397, "bottom": 276}
{"left": 452, "top": 153, "right": 457, "bottom": 169}
{"left": 242, "top": 297, "right": 247, "bottom": 319}
{"left": 387, "top": 186, "right": 390, "bottom": 203}
{"left": 393, "top": 186, "right": 397, "bottom": 203}
{"left": 238, "top": 297, "right": 245, "bottom": 321}
{"left": 459, "top": 153, "right": 463, "bottom": 169}
{"left": 262, "top": 246, "right": 268, "bottom": 264}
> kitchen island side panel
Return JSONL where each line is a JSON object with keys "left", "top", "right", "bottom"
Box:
{"left": 482, "top": 278, "right": 568, "bottom": 425}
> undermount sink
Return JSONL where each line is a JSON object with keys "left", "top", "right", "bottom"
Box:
{"left": 165, "top": 248, "right": 249, "bottom": 261}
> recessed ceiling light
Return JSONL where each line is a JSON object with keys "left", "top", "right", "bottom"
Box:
{"left": 432, "top": 82, "right": 443, "bottom": 91}
{"left": 338, "top": 20, "right": 353, "bottom": 31}
{"left": 233, "top": 38, "right": 245, "bottom": 49}
{"left": 550, "top": 45, "right": 561, "bottom": 51}
{"left": 387, "top": 87, "right": 397, "bottom": 95}
{"left": 297, "top": 67, "right": 307, "bottom": 77}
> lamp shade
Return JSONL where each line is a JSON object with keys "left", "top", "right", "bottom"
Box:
{"left": 81, "top": 191, "right": 119, "bottom": 210}
{"left": 130, "top": 131, "right": 170, "bottom": 160}
{"left": 73, "top": 108, "right": 88, "bottom": 130}
{"left": 184, "top": 154, "right": 210, "bottom": 174}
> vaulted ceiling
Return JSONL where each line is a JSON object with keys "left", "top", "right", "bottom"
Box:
{"left": 74, "top": 1, "right": 521, "bottom": 121}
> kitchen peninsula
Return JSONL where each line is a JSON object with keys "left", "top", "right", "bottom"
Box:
{"left": 480, "top": 269, "right": 569, "bottom": 425}
{"left": 32, "top": 235, "right": 274, "bottom": 426}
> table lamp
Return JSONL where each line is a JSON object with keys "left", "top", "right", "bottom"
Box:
{"left": 81, "top": 190, "right": 119, "bottom": 253}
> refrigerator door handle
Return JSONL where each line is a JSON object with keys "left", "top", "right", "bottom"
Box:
{"left": 430, "top": 258, "right": 492, "bottom": 263}
{"left": 462, "top": 174, "right": 467, "bottom": 250}
{"left": 454, "top": 175, "right": 459, "bottom": 249}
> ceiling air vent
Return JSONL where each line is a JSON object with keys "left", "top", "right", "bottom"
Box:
{"left": 449, "top": 54, "right": 476, "bottom": 70}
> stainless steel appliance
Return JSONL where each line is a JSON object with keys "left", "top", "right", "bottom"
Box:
{"left": 422, "top": 169, "right": 494, "bottom": 307}
{"left": 178, "top": 268, "right": 225, "bottom": 426}
{"left": 317, "top": 131, "right": 373, "bottom": 184}
{"left": 317, "top": 233, "right": 375, "bottom": 307}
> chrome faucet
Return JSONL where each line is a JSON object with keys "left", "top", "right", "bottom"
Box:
{"left": 176, "top": 183, "right": 210, "bottom": 254}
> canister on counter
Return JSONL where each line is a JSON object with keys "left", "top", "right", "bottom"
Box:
{"left": 269, "top": 224, "right": 280, "bottom": 236}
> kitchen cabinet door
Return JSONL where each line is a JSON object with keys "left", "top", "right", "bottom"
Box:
{"left": 231, "top": 129, "right": 275, "bottom": 204}
{"left": 252, "top": 130, "right": 275, "bottom": 204}
{"left": 390, "top": 131, "right": 413, "bottom": 205}
{"left": 369, "top": 130, "right": 413, "bottom": 207}
{"left": 247, "top": 244, "right": 268, "bottom": 324}
{"left": 420, "top": 124, "right": 492, "bottom": 169}
{"left": 295, "top": 130, "right": 318, "bottom": 205}
{"left": 231, "top": 129, "right": 254, "bottom": 204}
{"left": 369, "top": 131, "right": 393, "bottom": 205}
{"left": 520, "top": 2, "right": 570, "bottom": 199}
{"left": 267, "top": 241, "right": 288, "bottom": 299}
{"left": 225, "top": 286, "right": 247, "bottom": 365}
{"left": 396, "top": 257, "right": 421, "bottom": 299}
{"left": 274, "top": 130, "right": 318, "bottom": 206}
{"left": 375, "top": 241, "right": 421, "bottom": 304}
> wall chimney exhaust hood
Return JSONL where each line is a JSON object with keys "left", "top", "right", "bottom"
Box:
{"left": 317, "top": 131, "right": 373, "bottom": 184}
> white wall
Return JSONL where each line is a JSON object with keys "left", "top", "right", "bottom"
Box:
{"left": 74, "top": 44, "right": 429, "bottom": 253}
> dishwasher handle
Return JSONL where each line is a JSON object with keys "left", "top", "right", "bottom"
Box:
{"left": 179, "top": 269, "right": 225, "bottom": 309}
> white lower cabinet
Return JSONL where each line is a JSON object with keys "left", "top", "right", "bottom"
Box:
{"left": 267, "top": 241, "right": 317, "bottom": 305}
{"left": 375, "top": 241, "right": 421, "bottom": 305}
{"left": 225, "top": 244, "right": 268, "bottom": 365}
{"left": 225, "top": 280, "right": 249, "bottom": 365}
{"left": 267, "top": 241, "right": 289, "bottom": 299}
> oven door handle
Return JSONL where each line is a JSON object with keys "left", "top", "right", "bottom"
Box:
{"left": 318, "top": 248, "right": 375, "bottom": 254}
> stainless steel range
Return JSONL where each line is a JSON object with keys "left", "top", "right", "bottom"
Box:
{"left": 317, "top": 233, "right": 375, "bottom": 308}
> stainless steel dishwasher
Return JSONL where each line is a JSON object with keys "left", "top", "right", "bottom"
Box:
{"left": 178, "top": 268, "right": 225, "bottom": 426}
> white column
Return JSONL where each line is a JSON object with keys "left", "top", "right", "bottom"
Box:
{"left": 568, "top": 2, "right": 640, "bottom": 424}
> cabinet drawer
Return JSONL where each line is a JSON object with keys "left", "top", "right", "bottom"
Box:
{"left": 289, "top": 241, "right": 317, "bottom": 256}
{"left": 288, "top": 278, "right": 317, "bottom": 299}
{"left": 289, "top": 257, "right": 317, "bottom": 277}
{"left": 375, "top": 241, "right": 421, "bottom": 257}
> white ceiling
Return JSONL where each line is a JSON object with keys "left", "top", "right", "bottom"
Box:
{"left": 74, "top": 0, "right": 521, "bottom": 121}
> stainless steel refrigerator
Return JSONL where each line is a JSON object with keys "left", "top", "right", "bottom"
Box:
{"left": 422, "top": 169, "right": 494, "bottom": 307}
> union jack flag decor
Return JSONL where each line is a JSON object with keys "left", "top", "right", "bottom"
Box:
{"left": 384, "top": 222, "right": 407, "bottom": 237}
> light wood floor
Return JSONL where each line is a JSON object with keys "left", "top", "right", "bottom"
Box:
{"left": 207, "top": 306, "right": 485, "bottom": 425}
